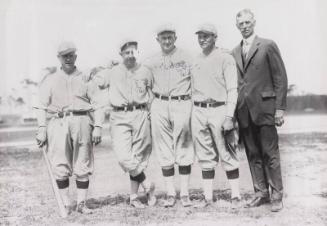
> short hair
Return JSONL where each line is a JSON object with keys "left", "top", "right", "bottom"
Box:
{"left": 236, "top": 9, "right": 255, "bottom": 20}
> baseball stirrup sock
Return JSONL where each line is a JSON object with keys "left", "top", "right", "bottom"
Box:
{"left": 76, "top": 180, "right": 89, "bottom": 189}
{"left": 179, "top": 165, "right": 191, "bottom": 175}
{"left": 56, "top": 179, "right": 69, "bottom": 189}
{"left": 164, "top": 175, "right": 176, "bottom": 196}
{"left": 162, "top": 167, "right": 175, "bottom": 177}
{"left": 202, "top": 170, "right": 215, "bottom": 179}
{"left": 226, "top": 169, "right": 239, "bottom": 179}
{"left": 180, "top": 174, "right": 190, "bottom": 197}
{"left": 202, "top": 178, "right": 214, "bottom": 201}
{"left": 130, "top": 172, "right": 146, "bottom": 183}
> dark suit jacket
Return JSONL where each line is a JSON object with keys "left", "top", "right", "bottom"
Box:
{"left": 231, "top": 36, "right": 288, "bottom": 128}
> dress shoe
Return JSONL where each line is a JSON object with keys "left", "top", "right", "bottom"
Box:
{"left": 271, "top": 200, "right": 283, "bottom": 212}
{"left": 245, "top": 196, "right": 270, "bottom": 208}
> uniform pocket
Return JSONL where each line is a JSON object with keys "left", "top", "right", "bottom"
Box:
{"left": 261, "top": 90, "right": 276, "bottom": 99}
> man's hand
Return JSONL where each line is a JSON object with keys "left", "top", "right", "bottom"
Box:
{"left": 222, "top": 116, "right": 234, "bottom": 135}
{"left": 92, "top": 126, "right": 102, "bottom": 145}
{"left": 36, "top": 126, "right": 47, "bottom": 147}
{"left": 275, "top": 109, "right": 285, "bottom": 127}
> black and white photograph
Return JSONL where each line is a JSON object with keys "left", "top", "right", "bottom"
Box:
{"left": 0, "top": 0, "right": 326, "bottom": 225}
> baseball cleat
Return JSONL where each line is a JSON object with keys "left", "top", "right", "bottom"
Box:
{"left": 130, "top": 198, "right": 146, "bottom": 209}
{"left": 64, "top": 205, "right": 73, "bottom": 215}
{"left": 231, "top": 197, "right": 242, "bottom": 209}
{"left": 163, "top": 195, "right": 176, "bottom": 208}
{"left": 193, "top": 199, "right": 213, "bottom": 208}
{"left": 76, "top": 201, "right": 93, "bottom": 214}
{"left": 180, "top": 196, "right": 192, "bottom": 207}
{"left": 146, "top": 182, "right": 157, "bottom": 206}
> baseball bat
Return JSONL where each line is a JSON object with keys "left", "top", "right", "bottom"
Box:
{"left": 41, "top": 145, "right": 68, "bottom": 218}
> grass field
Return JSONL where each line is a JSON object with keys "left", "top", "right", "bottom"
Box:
{"left": 1, "top": 132, "right": 327, "bottom": 226}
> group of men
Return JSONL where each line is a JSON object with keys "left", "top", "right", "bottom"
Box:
{"left": 35, "top": 8, "right": 288, "bottom": 215}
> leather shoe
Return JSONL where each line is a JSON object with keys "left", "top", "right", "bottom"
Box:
{"left": 271, "top": 200, "right": 283, "bottom": 212}
{"left": 245, "top": 196, "right": 270, "bottom": 208}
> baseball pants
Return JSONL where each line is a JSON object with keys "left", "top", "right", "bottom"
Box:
{"left": 110, "top": 109, "right": 152, "bottom": 177}
{"left": 47, "top": 115, "right": 94, "bottom": 180}
{"left": 192, "top": 105, "right": 239, "bottom": 171}
{"left": 150, "top": 98, "right": 194, "bottom": 168}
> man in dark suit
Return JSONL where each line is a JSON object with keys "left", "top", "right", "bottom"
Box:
{"left": 231, "top": 9, "right": 288, "bottom": 212}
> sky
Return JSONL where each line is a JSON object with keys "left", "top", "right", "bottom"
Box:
{"left": 1, "top": 0, "right": 327, "bottom": 95}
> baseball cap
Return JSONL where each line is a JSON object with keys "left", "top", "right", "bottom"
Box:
{"left": 57, "top": 41, "right": 77, "bottom": 55}
{"left": 195, "top": 23, "right": 217, "bottom": 36}
{"left": 156, "top": 23, "right": 176, "bottom": 35}
{"left": 119, "top": 39, "right": 138, "bottom": 52}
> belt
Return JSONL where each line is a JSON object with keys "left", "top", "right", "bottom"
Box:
{"left": 154, "top": 93, "right": 191, "bottom": 101}
{"left": 112, "top": 104, "right": 147, "bottom": 112}
{"left": 194, "top": 101, "right": 225, "bottom": 108}
{"left": 57, "top": 111, "right": 89, "bottom": 118}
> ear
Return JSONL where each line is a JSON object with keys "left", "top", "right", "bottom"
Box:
{"left": 156, "top": 36, "right": 160, "bottom": 43}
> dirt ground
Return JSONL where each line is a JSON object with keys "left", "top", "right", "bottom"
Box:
{"left": 1, "top": 132, "right": 327, "bottom": 226}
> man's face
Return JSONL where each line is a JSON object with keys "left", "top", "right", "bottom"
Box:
{"left": 120, "top": 45, "right": 138, "bottom": 68}
{"left": 156, "top": 32, "right": 177, "bottom": 53}
{"left": 236, "top": 13, "right": 256, "bottom": 39}
{"left": 58, "top": 52, "right": 77, "bottom": 72}
{"left": 197, "top": 32, "right": 216, "bottom": 51}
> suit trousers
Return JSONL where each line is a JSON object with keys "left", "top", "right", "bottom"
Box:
{"left": 240, "top": 113, "right": 283, "bottom": 201}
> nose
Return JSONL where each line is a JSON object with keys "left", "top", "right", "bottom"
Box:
{"left": 127, "top": 52, "right": 134, "bottom": 57}
{"left": 163, "top": 38, "right": 170, "bottom": 44}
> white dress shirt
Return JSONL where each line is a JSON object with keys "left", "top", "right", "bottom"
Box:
{"left": 242, "top": 33, "right": 256, "bottom": 58}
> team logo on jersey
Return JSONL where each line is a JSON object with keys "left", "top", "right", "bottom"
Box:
{"left": 174, "top": 61, "right": 191, "bottom": 77}
{"left": 135, "top": 79, "right": 147, "bottom": 94}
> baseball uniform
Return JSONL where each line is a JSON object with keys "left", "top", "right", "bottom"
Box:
{"left": 191, "top": 24, "right": 241, "bottom": 206}
{"left": 144, "top": 47, "right": 194, "bottom": 168}
{"left": 192, "top": 47, "right": 239, "bottom": 171}
{"left": 94, "top": 64, "right": 153, "bottom": 177}
{"left": 37, "top": 68, "right": 103, "bottom": 180}
{"left": 144, "top": 35, "right": 194, "bottom": 206}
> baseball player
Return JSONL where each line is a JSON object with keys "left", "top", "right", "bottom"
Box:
{"left": 93, "top": 39, "right": 156, "bottom": 208}
{"left": 35, "top": 41, "right": 104, "bottom": 214}
{"left": 143, "top": 24, "right": 194, "bottom": 207}
{"left": 191, "top": 24, "right": 241, "bottom": 208}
